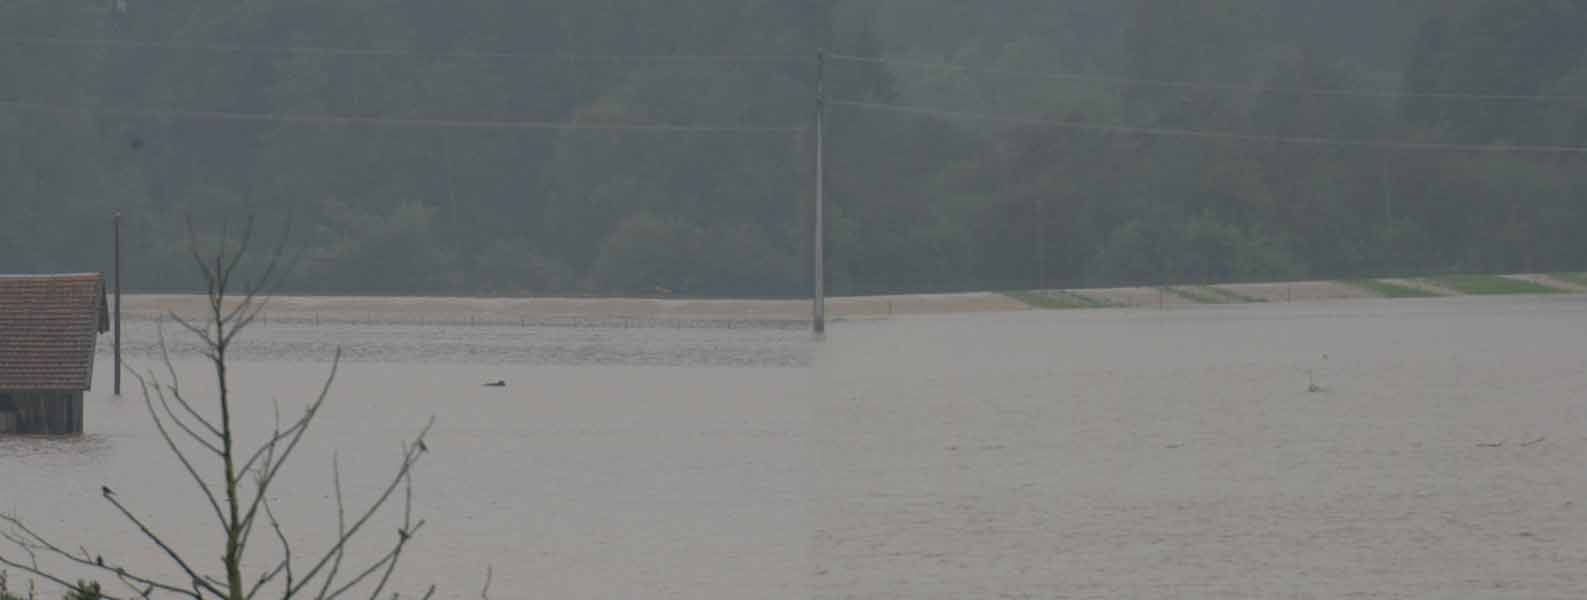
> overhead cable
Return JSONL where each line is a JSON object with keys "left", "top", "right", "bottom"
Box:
{"left": 832, "top": 99, "right": 1587, "bottom": 154}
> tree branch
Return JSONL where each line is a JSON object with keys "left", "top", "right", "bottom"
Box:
{"left": 286, "top": 420, "right": 432, "bottom": 599}
{"left": 313, "top": 454, "right": 350, "bottom": 600}
{"left": 238, "top": 350, "right": 341, "bottom": 551}
{"left": 131, "top": 371, "right": 227, "bottom": 529}
{"left": 363, "top": 463, "right": 418, "bottom": 600}
{"left": 242, "top": 491, "right": 292, "bottom": 600}
{"left": 0, "top": 514, "right": 194, "bottom": 599}
{"left": 322, "top": 521, "right": 427, "bottom": 600}
{"left": 157, "top": 321, "right": 222, "bottom": 438}
{"left": 100, "top": 493, "right": 227, "bottom": 598}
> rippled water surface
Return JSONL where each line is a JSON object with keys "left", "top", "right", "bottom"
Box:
{"left": 11, "top": 296, "right": 1587, "bottom": 598}
{"left": 4, "top": 318, "right": 813, "bottom": 599}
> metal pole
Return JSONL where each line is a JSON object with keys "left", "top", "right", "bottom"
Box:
{"left": 113, "top": 210, "right": 122, "bottom": 396}
{"left": 813, "top": 49, "right": 827, "bottom": 335}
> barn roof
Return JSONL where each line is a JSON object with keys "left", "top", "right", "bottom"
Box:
{"left": 0, "top": 274, "right": 109, "bottom": 391}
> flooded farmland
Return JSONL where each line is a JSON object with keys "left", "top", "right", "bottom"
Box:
{"left": 811, "top": 295, "right": 1587, "bottom": 598}
{"left": 6, "top": 294, "right": 1587, "bottom": 598}
{"left": 4, "top": 310, "right": 813, "bottom": 599}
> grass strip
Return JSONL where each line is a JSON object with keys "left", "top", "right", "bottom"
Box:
{"left": 1548, "top": 272, "right": 1587, "bottom": 287}
{"left": 1005, "top": 290, "right": 1113, "bottom": 310}
{"left": 1342, "top": 279, "right": 1440, "bottom": 298}
{"left": 1203, "top": 286, "right": 1266, "bottom": 303}
{"left": 1162, "top": 286, "right": 1230, "bottom": 304}
{"left": 1429, "top": 274, "right": 1565, "bottom": 295}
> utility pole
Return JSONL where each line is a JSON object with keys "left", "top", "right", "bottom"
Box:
{"left": 1035, "top": 194, "right": 1047, "bottom": 290}
{"left": 113, "top": 210, "right": 122, "bottom": 396}
{"left": 813, "top": 49, "right": 827, "bottom": 335}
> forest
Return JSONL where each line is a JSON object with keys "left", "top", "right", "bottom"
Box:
{"left": 2, "top": 0, "right": 1585, "bottom": 296}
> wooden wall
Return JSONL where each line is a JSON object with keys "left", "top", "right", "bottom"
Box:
{"left": 0, "top": 391, "right": 83, "bottom": 435}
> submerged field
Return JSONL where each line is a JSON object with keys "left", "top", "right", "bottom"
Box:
{"left": 812, "top": 295, "right": 1587, "bottom": 598}
{"left": 6, "top": 294, "right": 1587, "bottom": 597}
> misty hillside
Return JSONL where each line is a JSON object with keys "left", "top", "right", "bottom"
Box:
{"left": 2, "top": 1, "right": 1585, "bottom": 296}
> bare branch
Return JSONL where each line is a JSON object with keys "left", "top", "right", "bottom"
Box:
{"left": 154, "top": 385, "right": 222, "bottom": 457}
{"left": 217, "top": 215, "right": 257, "bottom": 300}
{"left": 321, "top": 521, "right": 427, "bottom": 600}
{"left": 0, "top": 216, "right": 439, "bottom": 600}
{"left": 222, "top": 216, "right": 292, "bottom": 332}
{"left": 166, "top": 312, "right": 217, "bottom": 353}
{"left": 143, "top": 366, "right": 222, "bottom": 458}
{"left": 100, "top": 494, "right": 227, "bottom": 598}
{"left": 157, "top": 321, "right": 222, "bottom": 438}
{"left": 242, "top": 492, "right": 292, "bottom": 600}
{"left": 314, "top": 455, "right": 350, "bottom": 600}
{"left": 0, "top": 514, "right": 195, "bottom": 599}
{"left": 287, "top": 420, "right": 432, "bottom": 599}
{"left": 481, "top": 566, "right": 492, "bottom": 600}
{"left": 236, "top": 415, "right": 309, "bottom": 484}
{"left": 363, "top": 464, "right": 417, "bottom": 600}
{"left": 236, "top": 400, "right": 287, "bottom": 556}
{"left": 0, "top": 554, "right": 128, "bottom": 600}
{"left": 238, "top": 350, "right": 342, "bottom": 549}
{"left": 131, "top": 371, "right": 227, "bottom": 529}
{"left": 184, "top": 214, "right": 218, "bottom": 298}
{"left": 112, "top": 568, "right": 153, "bottom": 599}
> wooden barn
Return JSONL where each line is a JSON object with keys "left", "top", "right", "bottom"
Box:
{"left": 0, "top": 273, "right": 109, "bottom": 435}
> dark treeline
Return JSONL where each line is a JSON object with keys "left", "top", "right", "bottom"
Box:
{"left": 2, "top": 1, "right": 1585, "bottom": 296}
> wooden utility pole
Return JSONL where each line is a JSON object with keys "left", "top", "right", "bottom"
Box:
{"left": 113, "top": 210, "right": 123, "bottom": 395}
{"left": 813, "top": 49, "right": 827, "bottom": 334}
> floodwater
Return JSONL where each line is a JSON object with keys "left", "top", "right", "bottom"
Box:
{"left": 4, "top": 316, "right": 812, "bottom": 598}
{"left": 6, "top": 295, "right": 1587, "bottom": 598}
{"left": 812, "top": 295, "right": 1587, "bottom": 598}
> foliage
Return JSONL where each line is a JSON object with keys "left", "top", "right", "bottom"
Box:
{"left": 1, "top": 1, "right": 1586, "bottom": 295}
{"left": 1, "top": 571, "right": 103, "bottom": 600}
{"left": 62, "top": 581, "right": 100, "bottom": 600}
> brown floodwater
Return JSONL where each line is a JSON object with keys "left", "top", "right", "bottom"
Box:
{"left": 811, "top": 295, "right": 1587, "bottom": 598}
{"left": 6, "top": 294, "right": 1587, "bottom": 598}
{"left": 4, "top": 317, "right": 811, "bottom": 599}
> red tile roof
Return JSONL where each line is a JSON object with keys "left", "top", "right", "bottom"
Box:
{"left": 0, "top": 274, "right": 109, "bottom": 391}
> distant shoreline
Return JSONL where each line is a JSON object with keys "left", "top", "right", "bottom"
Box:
{"left": 111, "top": 272, "right": 1587, "bottom": 324}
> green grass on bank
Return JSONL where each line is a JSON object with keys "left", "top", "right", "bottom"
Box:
{"left": 1161, "top": 286, "right": 1262, "bottom": 304}
{"left": 1429, "top": 274, "right": 1565, "bottom": 295}
{"left": 1005, "top": 290, "right": 1111, "bottom": 310}
{"left": 1342, "top": 279, "right": 1440, "bottom": 298}
{"left": 1204, "top": 286, "right": 1266, "bottom": 303}
{"left": 1161, "top": 287, "right": 1220, "bottom": 304}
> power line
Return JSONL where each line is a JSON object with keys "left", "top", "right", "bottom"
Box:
{"left": 0, "top": 34, "right": 807, "bottom": 64}
{"left": 827, "top": 53, "right": 1587, "bottom": 103}
{"left": 0, "top": 99, "right": 804, "bottom": 134}
{"left": 832, "top": 99, "right": 1587, "bottom": 154}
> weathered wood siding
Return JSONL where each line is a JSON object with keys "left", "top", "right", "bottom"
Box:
{"left": 0, "top": 391, "right": 82, "bottom": 435}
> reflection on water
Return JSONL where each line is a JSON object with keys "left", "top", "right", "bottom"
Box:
{"left": 0, "top": 433, "right": 113, "bottom": 461}
{"left": 101, "top": 318, "right": 814, "bottom": 367}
